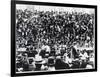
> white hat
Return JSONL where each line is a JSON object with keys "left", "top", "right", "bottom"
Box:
{"left": 34, "top": 54, "right": 43, "bottom": 64}
{"left": 86, "top": 64, "right": 93, "bottom": 69}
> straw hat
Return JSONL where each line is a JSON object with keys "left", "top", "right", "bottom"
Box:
{"left": 34, "top": 54, "right": 43, "bottom": 64}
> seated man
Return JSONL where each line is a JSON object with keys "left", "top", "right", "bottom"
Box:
{"left": 49, "top": 47, "right": 56, "bottom": 56}
{"left": 34, "top": 54, "right": 43, "bottom": 71}
{"left": 39, "top": 49, "right": 46, "bottom": 58}
{"left": 16, "top": 56, "right": 23, "bottom": 72}
{"left": 71, "top": 59, "right": 80, "bottom": 69}
{"left": 22, "top": 57, "right": 29, "bottom": 71}
{"left": 80, "top": 60, "right": 87, "bottom": 68}
{"left": 28, "top": 58, "right": 36, "bottom": 71}
{"left": 55, "top": 56, "right": 69, "bottom": 70}
{"left": 47, "top": 56, "right": 55, "bottom": 71}
{"left": 27, "top": 48, "right": 38, "bottom": 58}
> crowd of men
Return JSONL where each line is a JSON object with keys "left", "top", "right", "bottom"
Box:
{"left": 16, "top": 9, "right": 95, "bottom": 72}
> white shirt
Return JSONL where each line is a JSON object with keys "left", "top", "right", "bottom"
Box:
{"left": 48, "top": 66, "right": 55, "bottom": 71}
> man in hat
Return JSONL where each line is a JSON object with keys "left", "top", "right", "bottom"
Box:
{"left": 55, "top": 55, "right": 69, "bottom": 70}
{"left": 34, "top": 54, "right": 43, "bottom": 71}
{"left": 48, "top": 56, "right": 55, "bottom": 71}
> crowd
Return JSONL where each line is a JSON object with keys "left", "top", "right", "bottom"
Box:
{"left": 16, "top": 9, "right": 95, "bottom": 72}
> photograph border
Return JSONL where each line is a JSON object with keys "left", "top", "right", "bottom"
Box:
{"left": 11, "top": 0, "right": 97, "bottom": 77}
